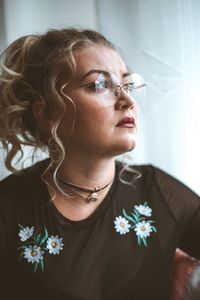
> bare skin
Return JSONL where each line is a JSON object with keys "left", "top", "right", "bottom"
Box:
{"left": 46, "top": 46, "right": 137, "bottom": 221}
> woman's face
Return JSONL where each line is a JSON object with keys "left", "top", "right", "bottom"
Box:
{"left": 60, "top": 45, "right": 138, "bottom": 158}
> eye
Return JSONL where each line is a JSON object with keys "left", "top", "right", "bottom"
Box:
{"left": 86, "top": 82, "right": 96, "bottom": 91}
{"left": 95, "top": 79, "right": 111, "bottom": 93}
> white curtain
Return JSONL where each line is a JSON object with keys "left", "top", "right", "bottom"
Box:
{"left": 0, "top": 0, "right": 200, "bottom": 195}
{"left": 97, "top": 0, "right": 200, "bottom": 194}
{"left": 0, "top": 0, "right": 98, "bottom": 180}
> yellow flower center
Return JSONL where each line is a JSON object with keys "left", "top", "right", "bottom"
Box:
{"left": 140, "top": 225, "right": 146, "bottom": 232}
{"left": 51, "top": 241, "right": 57, "bottom": 248}
{"left": 120, "top": 221, "right": 125, "bottom": 228}
{"left": 31, "top": 251, "right": 37, "bottom": 257}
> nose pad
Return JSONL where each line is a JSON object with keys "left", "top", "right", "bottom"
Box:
{"left": 114, "top": 84, "right": 123, "bottom": 97}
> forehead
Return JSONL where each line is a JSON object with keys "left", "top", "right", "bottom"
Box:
{"left": 74, "top": 46, "right": 128, "bottom": 78}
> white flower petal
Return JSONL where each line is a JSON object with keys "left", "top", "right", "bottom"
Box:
{"left": 46, "top": 235, "right": 64, "bottom": 255}
{"left": 23, "top": 245, "right": 44, "bottom": 264}
{"left": 114, "top": 216, "right": 131, "bottom": 235}
{"left": 135, "top": 204, "right": 152, "bottom": 217}
{"left": 134, "top": 221, "right": 152, "bottom": 238}
{"left": 19, "top": 226, "right": 34, "bottom": 241}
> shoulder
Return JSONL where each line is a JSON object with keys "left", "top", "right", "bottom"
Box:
{"left": 0, "top": 159, "right": 49, "bottom": 248}
{"left": 0, "top": 159, "right": 49, "bottom": 200}
{"left": 116, "top": 160, "right": 164, "bottom": 176}
{"left": 116, "top": 161, "right": 158, "bottom": 185}
{"left": 116, "top": 160, "right": 199, "bottom": 202}
{"left": 127, "top": 163, "right": 196, "bottom": 193}
{"left": 133, "top": 163, "right": 200, "bottom": 221}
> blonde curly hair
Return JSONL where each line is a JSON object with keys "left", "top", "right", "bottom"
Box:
{"left": 0, "top": 28, "right": 115, "bottom": 177}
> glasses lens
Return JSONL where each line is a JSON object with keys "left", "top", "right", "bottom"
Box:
{"left": 128, "top": 73, "right": 147, "bottom": 102}
{"left": 94, "top": 72, "right": 147, "bottom": 104}
{"left": 94, "top": 73, "right": 117, "bottom": 107}
{"left": 95, "top": 73, "right": 113, "bottom": 95}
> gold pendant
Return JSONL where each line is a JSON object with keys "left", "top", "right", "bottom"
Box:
{"left": 88, "top": 192, "right": 98, "bottom": 202}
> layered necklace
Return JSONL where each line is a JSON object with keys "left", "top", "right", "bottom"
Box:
{"left": 57, "top": 177, "right": 113, "bottom": 202}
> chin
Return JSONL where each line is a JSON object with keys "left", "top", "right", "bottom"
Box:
{"left": 113, "top": 139, "right": 137, "bottom": 156}
{"left": 122, "top": 136, "right": 137, "bottom": 150}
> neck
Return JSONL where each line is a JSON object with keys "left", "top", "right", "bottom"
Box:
{"left": 47, "top": 154, "right": 116, "bottom": 218}
{"left": 57, "top": 154, "right": 116, "bottom": 190}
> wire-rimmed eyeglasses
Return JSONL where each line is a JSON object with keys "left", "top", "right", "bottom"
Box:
{"left": 66, "top": 71, "right": 147, "bottom": 103}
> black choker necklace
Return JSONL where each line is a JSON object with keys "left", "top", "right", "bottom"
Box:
{"left": 57, "top": 177, "right": 113, "bottom": 202}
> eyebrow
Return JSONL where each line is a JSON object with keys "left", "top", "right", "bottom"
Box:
{"left": 81, "top": 69, "right": 131, "bottom": 81}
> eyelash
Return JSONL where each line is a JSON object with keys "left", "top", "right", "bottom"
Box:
{"left": 87, "top": 83, "right": 96, "bottom": 90}
{"left": 85, "top": 80, "right": 134, "bottom": 92}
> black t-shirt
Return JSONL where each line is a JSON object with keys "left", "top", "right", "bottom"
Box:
{"left": 0, "top": 159, "right": 200, "bottom": 300}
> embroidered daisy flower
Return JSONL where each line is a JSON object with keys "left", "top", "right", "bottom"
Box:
{"left": 46, "top": 235, "right": 64, "bottom": 255}
{"left": 23, "top": 245, "right": 44, "bottom": 264}
{"left": 135, "top": 204, "right": 152, "bottom": 217}
{"left": 134, "top": 220, "right": 152, "bottom": 238}
{"left": 114, "top": 216, "right": 131, "bottom": 235}
{"left": 19, "top": 226, "right": 34, "bottom": 241}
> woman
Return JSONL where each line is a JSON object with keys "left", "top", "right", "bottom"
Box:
{"left": 0, "top": 28, "right": 200, "bottom": 300}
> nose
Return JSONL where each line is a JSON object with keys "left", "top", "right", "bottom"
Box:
{"left": 115, "top": 89, "right": 136, "bottom": 110}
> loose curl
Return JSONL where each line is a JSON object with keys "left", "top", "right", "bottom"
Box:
{"left": 0, "top": 28, "right": 117, "bottom": 190}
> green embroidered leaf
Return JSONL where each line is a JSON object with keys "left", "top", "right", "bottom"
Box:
{"left": 18, "top": 251, "right": 24, "bottom": 261}
{"left": 148, "top": 220, "right": 155, "bottom": 224}
{"left": 17, "top": 245, "right": 27, "bottom": 250}
{"left": 35, "top": 233, "right": 41, "bottom": 244}
{"left": 122, "top": 209, "right": 135, "bottom": 223}
{"left": 33, "top": 262, "right": 38, "bottom": 273}
{"left": 39, "top": 259, "right": 44, "bottom": 272}
{"left": 133, "top": 209, "right": 140, "bottom": 218}
{"left": 131, "top": 213, "right": 139, "bottom": 223}
{"left": 137, "top": 235, "right": 141, "bottom": 247}
{"left": 22, "top": 241, "right": 35, "bottom": 248}
{"left": 142, "top": 238, "right": 147, "bottom": 247}
{"left": 39, "top": 227, "right": 49, "bottom": 246}
{"left": 151, "top": 226, "right": 157, "bottom": 232}
{"left": 18, "top": 224, "right": 24, "bottom": 230}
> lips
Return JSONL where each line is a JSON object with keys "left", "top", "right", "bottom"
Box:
{"left": 116, "top": 117, "right": 136, "bottom": 127}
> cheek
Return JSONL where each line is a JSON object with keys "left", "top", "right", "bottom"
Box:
{"left": 57, "top": 103, "right": 77, "bottom": 141}
{"left": 76, "top": 105, "right": 112, "bottom": 130}
{"left": 94, "top": 108, "right": 111, "bottom": 127}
